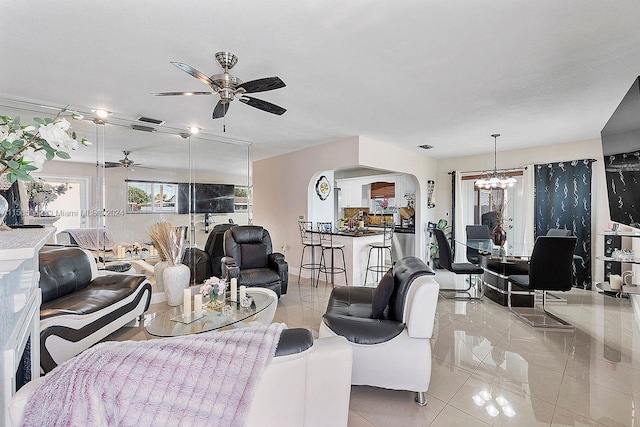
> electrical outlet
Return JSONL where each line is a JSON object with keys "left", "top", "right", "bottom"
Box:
{"left": 298, "top": 215, "right": 305, "bottom": 220}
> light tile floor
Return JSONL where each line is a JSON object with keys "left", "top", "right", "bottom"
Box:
{"left": 109, "top": 270, "right": 640, "bottom": 427}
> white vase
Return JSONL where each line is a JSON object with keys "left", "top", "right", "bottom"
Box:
{"left": 163, "top": 264, "right": 190, "bottom": 306}
{"left": 154, "top": 261, "right": 169, "bottom": 292}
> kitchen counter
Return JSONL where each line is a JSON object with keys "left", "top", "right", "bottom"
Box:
{"left": 368, "top": 226, "right": 415, "bottom": 234}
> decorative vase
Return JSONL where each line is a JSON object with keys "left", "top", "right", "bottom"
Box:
{"left": 493, "top": 224, "right": 507, "bottom": 247}
{"left": 154, "top": 260, "right": 169, "bottom": 292}
{"left": 207, "top": 292, "right": 225, "bottom": 310}
{"left": 163, "top": 264, "right": 190, "bottom": 306}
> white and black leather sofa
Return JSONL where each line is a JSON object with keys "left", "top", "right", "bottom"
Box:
{"left": 10, "top": 328, "right": 353, "bottom": 427}
{"left": 38, "top": 246, "right": 152, "bottom": 373}
{"left": 319, "top": 256, "right": 439, "bottom": 405}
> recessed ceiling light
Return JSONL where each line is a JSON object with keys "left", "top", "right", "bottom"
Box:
{"left": 91, "top": 109, "right": 112, "bottom": 119}
{"left": 189, "top": 126, "right": 200, "bottom": 135}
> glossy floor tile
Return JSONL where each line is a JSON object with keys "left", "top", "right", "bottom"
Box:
{"left": 105, "top": 270, "right": 640, "bottom": 426}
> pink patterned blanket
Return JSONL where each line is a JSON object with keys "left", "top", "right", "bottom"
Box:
{"left": 23, "top": 323, "right": 286, "bottom": 427}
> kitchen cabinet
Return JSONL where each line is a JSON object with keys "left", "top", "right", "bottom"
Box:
{"left": 338, "top": 179, "right": 366, "bottom": 207}
{"left": 370, "top": 182, "right": 395, "bottom": 199}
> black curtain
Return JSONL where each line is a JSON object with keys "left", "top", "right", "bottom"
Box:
{"left": 534, "top": 159, "right": 594, "bottom": 289}
{"left": 0, "top": 181, "right": 23, "bottom": 226}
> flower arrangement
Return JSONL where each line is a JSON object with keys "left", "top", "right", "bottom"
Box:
{"left": 148, "top": 221, "right": 186, "bottom": 266}
{"left": 26, "top": 179, "right": 68, "bottom": 216}
{"left": 0, "top": 109, "right": 90, "bottom": 187}
{"left": 200, "top": 276, "right": 226, "bottom": 301}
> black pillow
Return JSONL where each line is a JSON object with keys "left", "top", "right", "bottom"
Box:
{"left": 371, "top": 268, "right": 395, "bottom": 319}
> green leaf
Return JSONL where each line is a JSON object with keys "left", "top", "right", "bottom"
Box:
{"left": 7, "top": 160, "right": 19, "bottom": 169}
{"left": 13, "top": 117, "right": 20, "bottom": 125}
{"left": 45, "top": 151, "right": 55, "bottom": 161}
{"left": 21, "top": 164, "right": 38, "bottom": 172}
{"left": 6, "top": 173, "right": 17, "bottom": 183}
{"left": 12, "top": 170, "right": 31, "bottom": 181}
{"left": 1, "top": 140, "right": 12, "bottom": 149}
{"left": 12, "top": 139, "right": 24, "bottom": 148}
{"left": 33, "top": 117, "right": 44, "bottom": 124}
{"left": 56, "top": 151, "right": 71, "bottom": 159}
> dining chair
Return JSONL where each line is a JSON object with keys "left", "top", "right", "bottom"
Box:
{"left": 465, "top": 225, "right": 492, "bottom": 264}
{"left": 433, "top": 228, "right": 484, "bottom": 299}
{"left": 507, "top": 236, "right": 577, "bottom": 328}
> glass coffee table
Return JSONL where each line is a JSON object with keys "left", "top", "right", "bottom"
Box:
{"left": 145, "top": 292, "right": 274, "bottom": 337}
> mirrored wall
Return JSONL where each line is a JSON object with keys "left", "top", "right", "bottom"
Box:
{"left": 0, "top": 98, "right": 252, "bottom": 273}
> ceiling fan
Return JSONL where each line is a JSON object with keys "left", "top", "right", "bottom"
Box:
{"left": 105, "top": 151, "right": 144, "bottom": 169}
{"left": 152, "top": 51, "right": 286, "bottom": 119}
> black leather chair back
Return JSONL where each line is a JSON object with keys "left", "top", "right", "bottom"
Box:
{"left": 482, "top": 211, "right": 498, "bottom": 232}
{"left": 224, "top": 225, "right": 274, "bottom": 269}
{"left": 433, "top": 228, "right": 454, "bottom": 270}
{"left": 205, "top": 223, "right": 236, "bottom": 277}
{"left": 389, "top": 257, "right": 435, "bottom": 322}
{"left": 529, "top": 236, "right": 577, "bottom": 291}
{"left": 39, "top": 247, "right": 93, "bottom": 303}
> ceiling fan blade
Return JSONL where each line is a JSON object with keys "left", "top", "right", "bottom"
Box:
{"left": 151, "top": 91, "right": 212, "bottom": 96}
{"left": 104, "top": 162, "right": 121, "bottom": 168}
{"left": 237, "top": 77, "right": 286, "bottom": 93}
{"left": 170, "top": 62, "right": 221, "bottom": 89}
{"left": 213, "top": 100, "right": 230, "bottom": 119}
{"left": 239, "top": 96, "right": 286, "bottom": 115}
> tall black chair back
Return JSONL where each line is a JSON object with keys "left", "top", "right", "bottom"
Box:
{"left": 529, "top": 236, "right": 577, "bottom": 291}
{"left": 433, "top": 228, "right": 453, "bottom": 270}
{"left": 465, "top": 225, "right": 492, "bottom": 264}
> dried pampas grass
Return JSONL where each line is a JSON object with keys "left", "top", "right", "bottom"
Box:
{"left": 148, "top": 221, "right": 186, "bottom": 266}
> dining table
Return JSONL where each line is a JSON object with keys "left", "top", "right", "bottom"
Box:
{"left": 456, "top": 239, "right": 533, "bottom": 307}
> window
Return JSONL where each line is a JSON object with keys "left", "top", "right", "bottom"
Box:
{"left": 127, "top": 181, "right": 178, "bottom": 213}
{"left": 234, "top": 186, "right": 251, "bottom": 212}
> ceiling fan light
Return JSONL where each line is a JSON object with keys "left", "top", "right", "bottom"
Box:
{"left": 91, "top": 109, "right": 112, "bottom": 119}
{"left": 189, "top": 126, "right": 200, "bottom": 135}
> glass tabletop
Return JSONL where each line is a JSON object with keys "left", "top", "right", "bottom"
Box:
{"left": 456, "top": 239, "right": 530, "bottom": 258}
{"left": 145, "top": 292, "right": 273, "bottom": 337}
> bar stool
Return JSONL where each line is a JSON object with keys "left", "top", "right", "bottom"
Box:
{"left": 317, "top": 221, "right": 348, "bottom": 287}
{"left": 364, "top": 222, "right": 394, "bottom": 286}
{"left": 297, "top": 220, "right": 322, "bottom": 287}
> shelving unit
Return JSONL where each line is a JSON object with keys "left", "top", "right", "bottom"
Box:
{"left": 596, "top": 231, "right": 640, "bottom": 292}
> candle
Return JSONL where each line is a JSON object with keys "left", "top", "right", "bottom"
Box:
{"left": 358, "top": 220, "right": 364, "bottom": 229}
{"left": 117, "top": 246, "right": 125, "bottom": 259}
{"left": 193, "top": 294, "right": 202, "bottom": 316}
{"left": 183, "top": 289, "right": 191, "bottom": 315}
{"left": 230, "top": 278, "right": 238, "bottom": 302}
{"left": 239, "top": 285, "right": 246, "bottom": 302}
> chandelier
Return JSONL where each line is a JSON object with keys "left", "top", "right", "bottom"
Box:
{"left": 475, "top": 134, "right": 517, "bottom": 189}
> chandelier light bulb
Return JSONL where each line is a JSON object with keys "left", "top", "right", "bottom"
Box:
{"left": 189, "top": 126, "right": 200, "bottom": 135}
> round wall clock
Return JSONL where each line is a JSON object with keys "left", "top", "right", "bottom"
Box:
{"left": 315, "top": 175, "right": 331, "bottom": 200}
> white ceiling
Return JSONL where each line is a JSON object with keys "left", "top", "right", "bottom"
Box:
{"left": 2, "top": 0, "right": 640, "bottom": 162}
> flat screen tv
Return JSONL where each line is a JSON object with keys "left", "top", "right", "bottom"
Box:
{"left": 601, "top": 76, "right": 640, "bottom": 228}
{"left": 177, "top": 183, "right": 234, "bottom": 214}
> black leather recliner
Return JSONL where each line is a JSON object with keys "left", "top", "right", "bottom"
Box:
{"left": 221, "top": 225, "right": 288, "bottom": 297}
{"left": 182, "top": 223, "right": 236, "bottom": 284}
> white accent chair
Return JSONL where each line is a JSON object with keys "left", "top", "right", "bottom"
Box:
{"left": 319, "top": 256, "right": 439, "bottom": 405}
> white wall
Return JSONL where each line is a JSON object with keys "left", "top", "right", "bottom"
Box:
{"left": 253, "top": 136, "right": 437, "bottom": 275}
{"left": 435, "top": 137, "right": 609, "bottom": 284}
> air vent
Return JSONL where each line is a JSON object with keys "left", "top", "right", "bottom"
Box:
{"left": 130, "top": 124, "right": 156, "bottom": 132}
{"left": 418, "top": 144, "right": 434, "bottom": 150}
{"left": 136, "top": 116, "right": 165, "bottom": 125}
